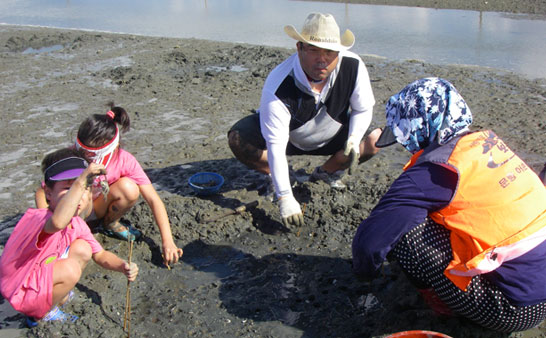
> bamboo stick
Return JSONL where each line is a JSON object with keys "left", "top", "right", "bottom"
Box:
{"left": 123, "top": 239, "right": 134, "bottom": 336}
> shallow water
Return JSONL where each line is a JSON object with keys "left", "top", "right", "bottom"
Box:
{"left": 22, "top": 44, "right": 63, "bottom": 54}
{"left": 0, "top": 0, "right": 545, "bottom": 79}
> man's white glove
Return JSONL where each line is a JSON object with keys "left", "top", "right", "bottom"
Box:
{"left": 343, "top": 135, "right": 360, "bottom": 175}
{"left": 278, "top": 195, "right": 303, "bottom": 227}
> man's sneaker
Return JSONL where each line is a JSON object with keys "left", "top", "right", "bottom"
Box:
{"left": 257, "top": 174, "right": 275, "bottom": 201}
{"left": 309, "top": 166, "right": 346, "bottom": 189}
{"left": 288, "top": 165, "right": 308, "bottom": 185}
{"left": 258, "top": 169, "right": 303, "bottom": 202}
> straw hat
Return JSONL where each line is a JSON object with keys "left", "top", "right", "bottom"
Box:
{"left": 284, "top": 13, "right": 355, "bottom": 51}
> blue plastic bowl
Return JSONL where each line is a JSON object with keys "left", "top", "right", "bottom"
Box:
{"left": 188, "top": 172, "right": 224, "bottom": 196}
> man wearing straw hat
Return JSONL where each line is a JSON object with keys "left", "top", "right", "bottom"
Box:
{"left": 228, "top": 13, "right": 381, "bottom": 227}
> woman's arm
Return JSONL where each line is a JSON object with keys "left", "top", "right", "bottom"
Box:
{"left": 352, "top": 163, "right": 456, "bottom": 279}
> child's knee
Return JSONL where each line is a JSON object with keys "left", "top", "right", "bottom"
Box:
{"left": 114, "top": 177, "right": 140, "bottom": 202}
{"left": 228, "top": 130, "right": 240, "bottom": 150}
{"left": 69, "top": 239, "right": 92, "bottom": 264}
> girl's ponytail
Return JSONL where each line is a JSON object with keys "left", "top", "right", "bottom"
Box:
{"left": 107, "top": 101, "right": 130, "bottom": 133}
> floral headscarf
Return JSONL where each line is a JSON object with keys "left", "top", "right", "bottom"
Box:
{"left": 385, "top": 77, "right": 473, "bottom": 153}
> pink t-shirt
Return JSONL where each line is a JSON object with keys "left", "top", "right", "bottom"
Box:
{"left": 91, "top": 148, "right": 151, "bottom": 200}
{"left": 105, "top": 148, "right": 151, "bottom": 186}
{"left": 0, "top": 208, "right": 103, "bottom": 319}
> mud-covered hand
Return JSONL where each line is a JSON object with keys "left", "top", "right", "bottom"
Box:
{"left": 278, "top": 195, "right": 303, "bottom": 227}
{"left": 123, "top": 261, "right": 139, "bottom": 282}
{"left": 83, "top": 163, "right": 107, "bottom": 188}
{"left": 162, "top": 242, "right": 183, "bottom": 266}
{"left": 343, "top": 135, "right": 360, "bottom": 175}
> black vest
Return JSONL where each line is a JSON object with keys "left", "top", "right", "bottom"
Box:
{"left": 274, "top": 57, "right": 359, "bottom": 131}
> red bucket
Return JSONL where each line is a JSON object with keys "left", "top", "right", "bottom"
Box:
{"left": 385, "top": 330, "right": 453, "bottom": 338}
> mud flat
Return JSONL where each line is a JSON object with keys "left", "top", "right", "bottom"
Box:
{"left": 0, "top": 22, "right": 544, "bottom": 338}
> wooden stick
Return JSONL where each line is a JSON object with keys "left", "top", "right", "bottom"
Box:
{"left": 124, "top": 239, "right": 134, "bottom": 335}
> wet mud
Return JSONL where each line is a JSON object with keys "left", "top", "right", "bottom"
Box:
{"left": 0, "top": 17, "right": 545, "bottom": 338}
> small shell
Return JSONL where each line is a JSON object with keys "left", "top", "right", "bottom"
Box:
{"left": 99, "top": 180, "right": 110, "bottom": 201}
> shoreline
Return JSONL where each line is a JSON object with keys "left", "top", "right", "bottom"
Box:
{"left": 3, "top": 4, "right": 546, "bottom": 83}
{"left": 0, "top": 23, "right": 545, "bottom": 337}
{"left": 309, "top": 0, "right": 546, "bottom": 15}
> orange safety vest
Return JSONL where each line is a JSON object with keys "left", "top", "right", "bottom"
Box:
{"left": 404, "top": 130, "right": 546, "bottom": 291}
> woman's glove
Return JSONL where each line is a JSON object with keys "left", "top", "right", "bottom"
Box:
{"left": 343, "top": 135, "right": 360, "bottom": 175}
{"left": 278, "top": 195, "right": 303, "bottom": 227}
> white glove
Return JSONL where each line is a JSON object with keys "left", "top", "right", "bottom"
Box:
{"left": 343, "top": 135, "right": 360, "bottom": 175}
{"left": 278, "top": 195, "right": 303, "bottom": 227}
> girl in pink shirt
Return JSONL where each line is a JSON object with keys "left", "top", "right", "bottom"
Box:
{"left": 1, "top": 148, "right": 138, "bottom": 325}
{"left": 36, "top": 104, "right": 183, "bottom": 267}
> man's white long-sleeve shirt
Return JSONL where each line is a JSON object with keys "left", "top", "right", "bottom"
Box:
{"left": 259, "top": 50, "right": 375, "bottom": 198}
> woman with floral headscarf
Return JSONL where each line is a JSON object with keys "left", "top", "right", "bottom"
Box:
{"left": 352, "top": 78, "right": 546, "bottom": 332}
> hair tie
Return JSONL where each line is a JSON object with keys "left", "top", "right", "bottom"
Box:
{"left": 106, "top": 110, "right": 115, "bottom": 120}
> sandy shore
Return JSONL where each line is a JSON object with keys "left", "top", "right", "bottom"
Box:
{"left": 0, "top": 9, "right": 545, "bottom": 338}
